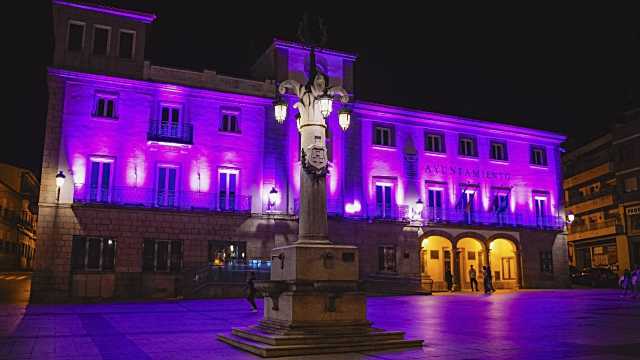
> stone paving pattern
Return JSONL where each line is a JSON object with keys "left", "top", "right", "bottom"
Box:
{"left": 1, "top": 290, "right": 639, "bottom": 359}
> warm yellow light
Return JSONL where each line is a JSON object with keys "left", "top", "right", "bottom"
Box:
{"left": 338, "top": 108, "right": 351, "bottom": 131}
{"left": 274, "top": 100, "right": 287, "bottom": 124}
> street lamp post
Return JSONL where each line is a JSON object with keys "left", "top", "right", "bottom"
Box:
{"left": 274, "top": 41, "right": 350, "bottom": 243}
{"left": 218, "top": 18, "right": 423, "bottom": 356}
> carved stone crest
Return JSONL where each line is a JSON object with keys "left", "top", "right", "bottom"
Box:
{"left": 302, "top": 144, "right": 328, "bottom": 176}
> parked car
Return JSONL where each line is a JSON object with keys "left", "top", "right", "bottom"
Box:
{"left": 570, "top": 266, "right": 619, "bottom": 288}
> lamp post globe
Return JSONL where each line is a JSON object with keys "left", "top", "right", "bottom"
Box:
{"left": 268, "top": 186, "right": 278, "bottom": 209}
{"left": 55, "top": 170, "right": 66, "bottom": 188}
{"left": 415, "top": 198, "right": 425, "bottom": 214}
{"left": 318, "top": 93, "right": 333, "bottom": 119}
{"left": 274, "top": 99, "right": 288, "bottom": 124}
{"left": 338, "top": 108, "right": 351, "bottom": 131}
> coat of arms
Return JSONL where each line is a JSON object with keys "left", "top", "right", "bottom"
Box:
{"left": 302, "top": 144, "right": 328, "bottom": 176}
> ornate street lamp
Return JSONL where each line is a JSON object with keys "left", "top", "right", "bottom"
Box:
{"left": 268, "top": 186, "right": 278, "bottom": 210}
{"left": 338, "top": 108, "right": 351, "bottom": 131}
{"left": 274, "top": 97, "right": 288, "bottom": 124}
{"left": 415, "top": 198, "right": 425, "bottom": 214}
{"left": 55, "top": 170, "right": 66, "bottom": 202}
{"left": 566, "top": 211, "right": 575, "bottom": 224}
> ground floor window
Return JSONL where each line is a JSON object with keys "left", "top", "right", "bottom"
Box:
{"left": 500, "top": 257, "right": 516, "bottom": 280}
{"left": 71, "top": 236, "right": 116, "bottom": 271}
{"left": 540, "top": 251, "right": 553, "bottom": 273}
{"left": 378, "top": 246, "right": 397, "bottom": 272}
{"left": 208, "top": 240, "right": 246, "bottom": 265}
{"left": 143, "top": 240, "right": 182, "bottom": 272}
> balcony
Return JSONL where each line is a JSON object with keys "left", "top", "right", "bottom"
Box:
{"left": 147, "top": 120, "right": 193, "bottom": 146}
{"left": 419, "top": 208, "right": 564, "bottom": 230}
{"left": 565, "top": 192, "right": 616, "bottom": 215}
{"left": 73, "top": 186, "right": 251, "bottom": 213}
{"left": 568, "top": 218, "right": 623, "bottom": 241}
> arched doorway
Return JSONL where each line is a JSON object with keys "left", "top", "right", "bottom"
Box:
{"left": 421, "top": 235, "right": 453, "bottom": 291}
{"left": 488, "top": 238, "right": 519, "bottom": 289}
{"left": 456, "top": 237, "right": 485, "bottom": 291}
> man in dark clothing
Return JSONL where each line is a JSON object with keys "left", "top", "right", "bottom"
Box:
{"left": 246, "top": 271, "right": 258, "bottom": 312}
{"left": 483, "top": 266, "right": 492, "bottom": 294}
{"left": 445, "top": 270, "right": 454, "bottom": 292}
{"left": 468, "top": 265, "right": 478, "bottom": 292}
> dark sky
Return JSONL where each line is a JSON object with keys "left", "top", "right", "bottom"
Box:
{"left": 7, "top": 1, "right": 640, "bottom": 178}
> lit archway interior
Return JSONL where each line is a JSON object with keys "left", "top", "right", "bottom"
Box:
{"left": 421, "top": 235, "right": 453, "bottom": 291}
{"left": 489, "top": 238, "right": 518, "bottom": 289}
{"left": 457, "top": 237, "right": 485, "bottom": 291}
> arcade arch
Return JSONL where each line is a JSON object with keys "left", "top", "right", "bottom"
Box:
{"left": 420, "top": 235, "right": 453, "bottom": 292}
{"left": 488, "top": 238, "right": 519, "bottom": 289}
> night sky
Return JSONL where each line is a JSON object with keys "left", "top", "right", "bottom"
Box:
{"left": 7, "top": 1, "right": 639, "bottom": 178}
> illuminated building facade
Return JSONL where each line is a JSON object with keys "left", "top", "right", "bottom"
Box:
{"left": 33, "top": 1, "right": 569, "bottom": 301}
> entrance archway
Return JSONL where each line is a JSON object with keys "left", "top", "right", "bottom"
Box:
{"left": 488, "top": 238, "right": 519, "bottom": 289}
{"left": 456, "top": 237, "right": 485, "bottom": 291}
{"left": 421, "top": 235, "right": 453, "bottom": 291}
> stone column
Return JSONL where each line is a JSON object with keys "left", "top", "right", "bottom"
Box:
{"left": 515, "top": 250, "right": 523, "bottom": 289}
{"left": 298, "top": 117, "right": 330, "bottom": 243}
{"left": 452, "top": 244, "right": 461, "bottom": 291}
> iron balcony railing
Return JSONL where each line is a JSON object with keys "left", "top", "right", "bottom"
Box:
{"left": 193, "top": 260, "right": 271, "bottom": 289}
{"left": 420, "top": 208, "right": 564, "bottom": 229}
{"left": 0, "top": 208, "right": 18, "bottom": 226}
{"left": 147, "top": 120, "right": 193, "bottom": 145}
{"left": 73, "top": 186, "right": 251, "bottom": 212}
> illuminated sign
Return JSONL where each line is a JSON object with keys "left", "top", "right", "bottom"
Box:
{"left": 425, "top": 164, "right": 511, "bottom": 181}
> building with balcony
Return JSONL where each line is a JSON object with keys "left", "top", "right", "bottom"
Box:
{"left": 32, "top": 1, "right": 569, "bottom": 302}
{"left": 563, "top": 109, "right": 640, "bottom": 274}
{"left": 0, "top": 164, "right": 39, "bottom": 271}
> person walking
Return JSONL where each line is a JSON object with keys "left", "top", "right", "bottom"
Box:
{"left": 246, "top": 271, "right": 258, "bottom": 312}
{"left": 621, "top": 269, "right": 632, "bottom": 297}
{"left": 468, "top": 265, "right": 478, "bottom": 292}
{"left": 482, "top": 266, "right": 490, "bottom": 294}
{"left": 631, "top": 266, "right": 639, "bottom": 299}
{"left": 632, "top": 266, "right": 640, "bottom": 299}
{"left": 486, "top": 265, "right": 496, "bottom": 293}
{"left": 445, "top": 270, "right": 454, "bottom": 292}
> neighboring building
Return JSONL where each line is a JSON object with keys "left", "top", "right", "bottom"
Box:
{"left": 0, "top": 164, "right": 39, "bottom": 271}
{"left": 563, "top": 108, "right": 640, "bottom": 275}
{"left": 33, "top": 1, "right": 568, "bottom": 302}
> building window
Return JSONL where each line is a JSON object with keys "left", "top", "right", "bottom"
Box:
{"left": 89, "top": 158, "right": 113, "bottom": 203}
{"left": 156, "top": 166, "right": 178, "bottom": 207}
{"left": 624, "top": 177, "right": 638, "bottom": 193}
{"left": 534, "top": 195, "right": 547, "bottom": 226}
{"left": 378, "top": 246, "right": 397, "bottom": 272}
{"left": 490, "top": 141, "right": 507, "bottom": 161}
{"left": 220, "top": 112, "right": 240, "bottom": 133}
{"left": 427, "top": 188, "right": 444, "bottom": 221}
{"left": 458, "top": 136, "right": 477, "bottom": 157}
{"left": 374, "top": 126, "right": 393, "bottom": 147}
{"left": 94, "top": 95, "right": 117, "bottom": 118}
{"left": 492, "top": 192, "right": 510, "bottom": 213}
{"left": 159, "top": 105, "right": 182, "bottom": 137}
{"left": 209, "top": 241, "right": 247, "bottom": 265}
{"left": 501, "top": 257, "right": 516, "bottom": 280}
{"left": 540, "top": 251, "right": 553, "bottom": 273}
{"left": 118, "top": 30, "right": 135, "bottom": 59}
{"left": 219, "top": 169, "right": 238, "bottom": 210}
{"left": 92, "top": 25, "right": 110, "bottom": 55}
{"left": 142, "top": 240, "right": 182, "bottom": 272}
{"left": 430, "top": 250, "right": 439, "bottom": 260}
{"left": 71, "top": 236, "right": 116, "bottom": 271}
{"left": 425, "top": 133, "right": 445, "bottom": 153}
{"left": 67, "top": 21, "right": 85, "bottom": 52}
{"left": 375, "top": 182, "right": 393, "bottom": 218}
{"left": 531, "top": 146, "right": 547, "bottom": 166}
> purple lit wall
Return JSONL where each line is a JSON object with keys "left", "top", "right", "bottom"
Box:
{"left": 52, "top": 43, "right": 564, "bottom": 225}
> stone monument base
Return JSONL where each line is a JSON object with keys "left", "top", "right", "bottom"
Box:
{"left": 217, "top": 321, "right": 423, "bottom": 358}
{"left": 217, "top": 243, "right": 423, "bottom": 357}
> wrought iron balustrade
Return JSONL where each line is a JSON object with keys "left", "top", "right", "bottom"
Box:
{"left": 147, "top": 119, "right": 193, "bottom": 145}
{"left": 569, "top": 218, "right": 622, "bottom": 234}
{"left": 73, "top": 186, "right": 251, "bottom": 212}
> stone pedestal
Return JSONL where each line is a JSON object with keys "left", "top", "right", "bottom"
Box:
{"left": 217, "top": 243, "right": 423, "bottom": 357}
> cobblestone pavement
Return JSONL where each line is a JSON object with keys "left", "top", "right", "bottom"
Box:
{"left": 1, "top": 289, "right": 639, "bottom": 359}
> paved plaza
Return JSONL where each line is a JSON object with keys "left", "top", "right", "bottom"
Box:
{"left": 1, "top": 289, "right": 639, "bottom": 359}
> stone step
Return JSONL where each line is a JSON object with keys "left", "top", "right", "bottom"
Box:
{"left": 217, "top": 332, "right": 424, "bottom": 358}
{"left": 231, "top": 327, "right": 406, "bottom": 346}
